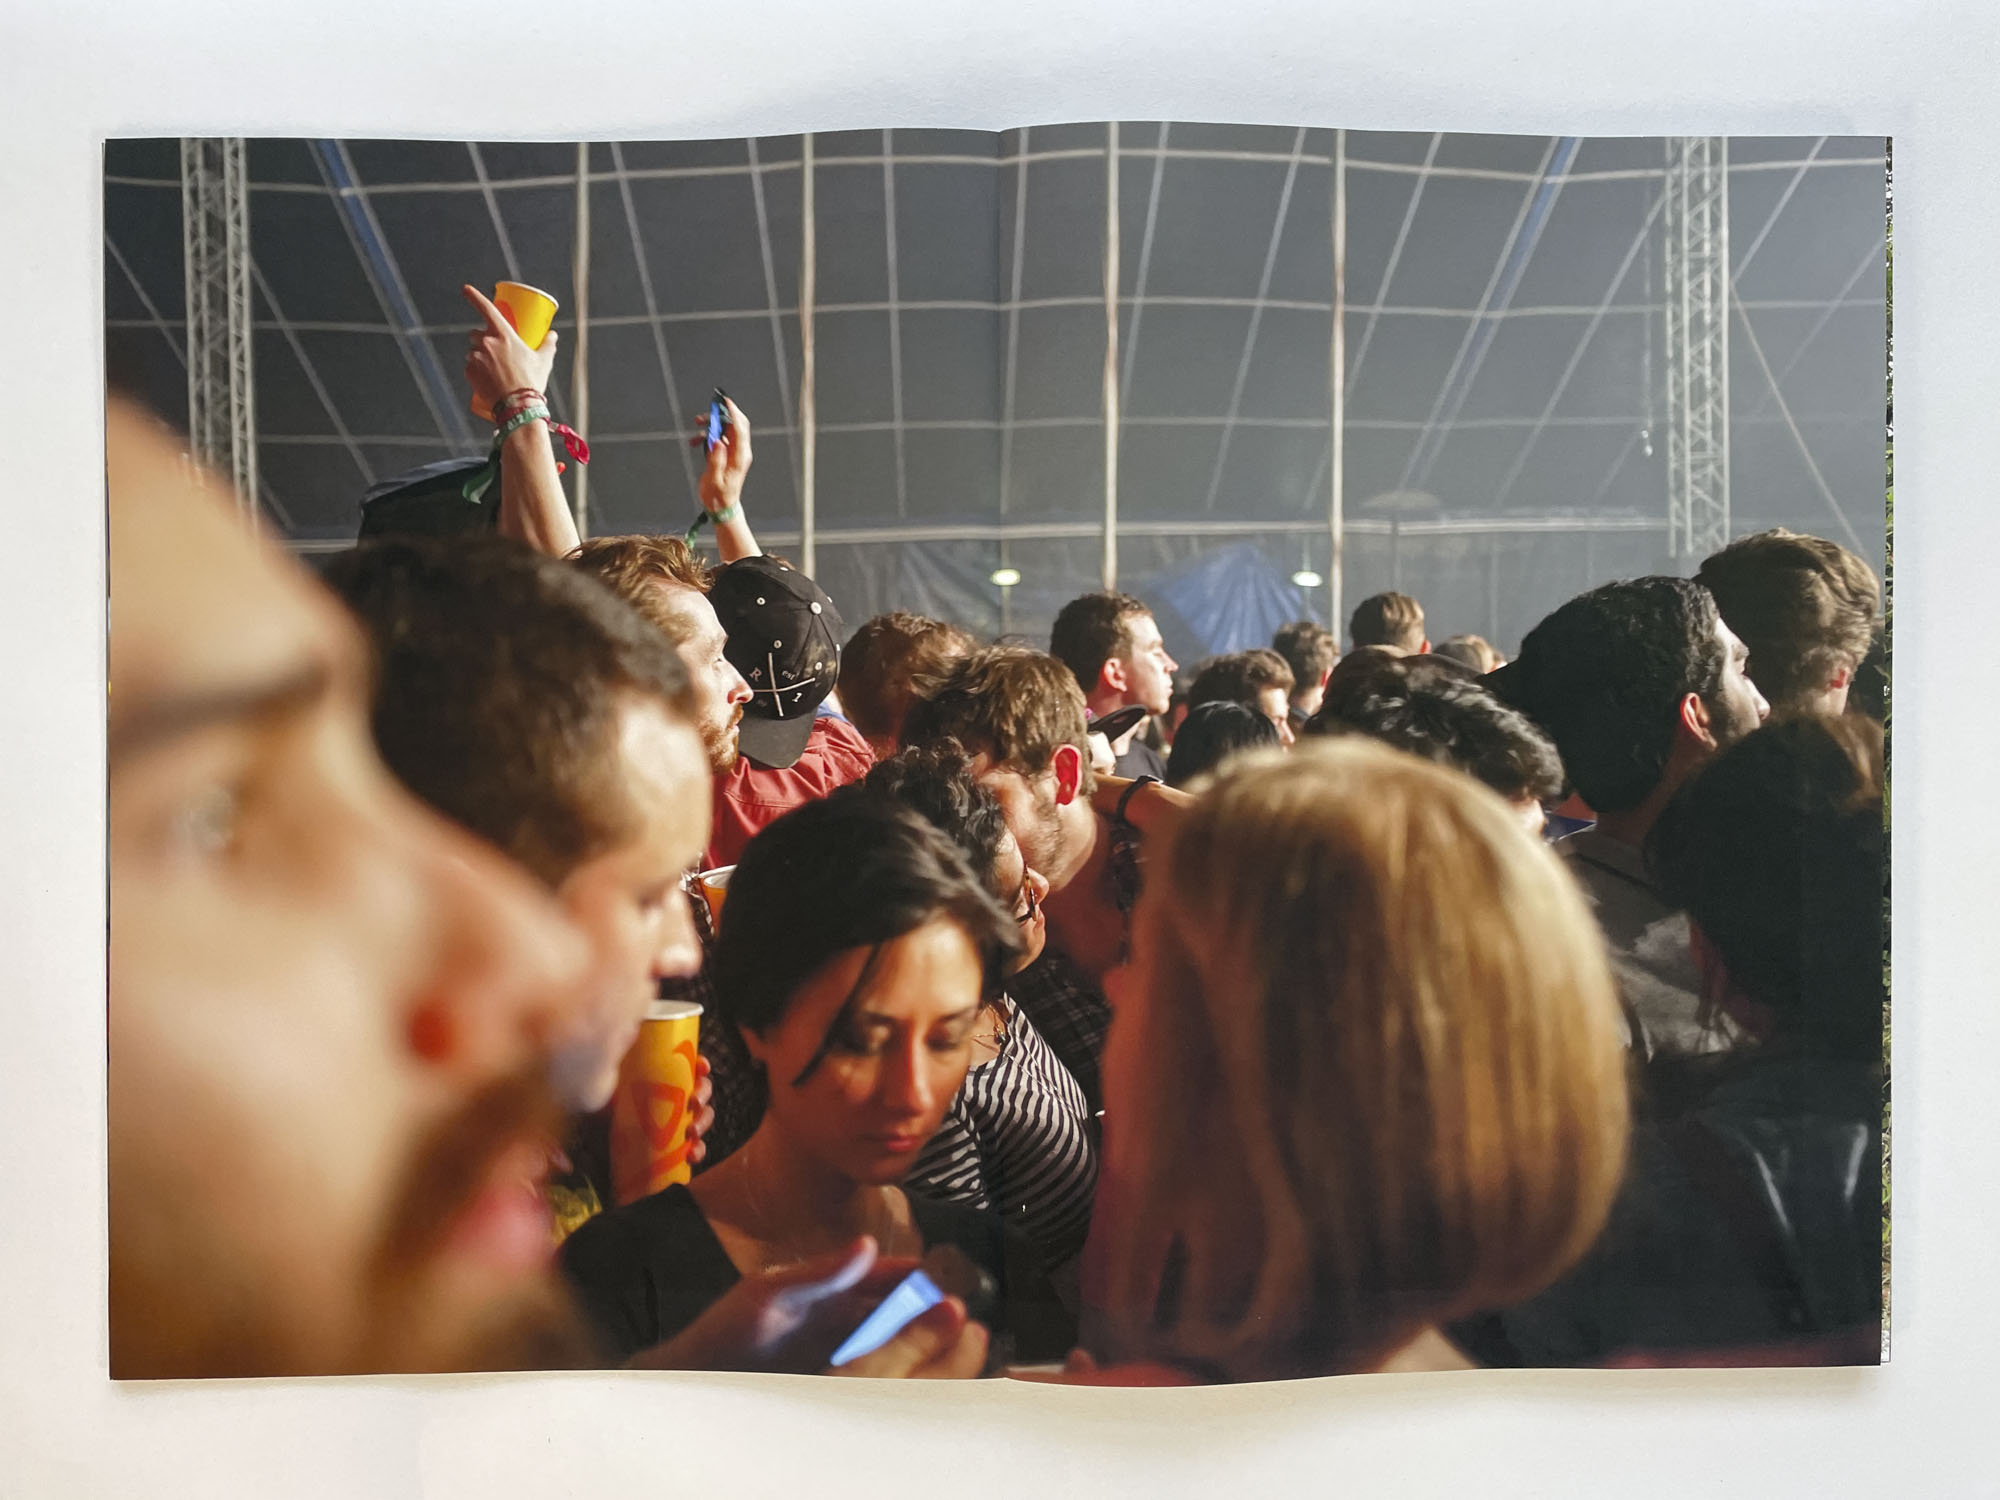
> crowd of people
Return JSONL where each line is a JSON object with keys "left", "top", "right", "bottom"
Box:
{"left": 104, "top": 282, "right": 1887, "bottom": 1383}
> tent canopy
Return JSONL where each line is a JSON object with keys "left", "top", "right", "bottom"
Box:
{"left": 105, "top": 126, "right": 1887, "bottom": 658}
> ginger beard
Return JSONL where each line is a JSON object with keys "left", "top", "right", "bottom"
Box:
{"left": 107, "top": 403, "right": 598, "bottom": 1377}
{"left": 642, "top": 579, "right": 753, "bottom": 777}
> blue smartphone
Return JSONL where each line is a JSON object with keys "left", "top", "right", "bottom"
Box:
{"left": 703, "top": 389, "right": 730, "bottom": 454}
{"left": 828, "top": 1269, "right": 946, "bottom": 1367}
{"left": 827, "top": 1243, "right": 998, "bottom": 1369}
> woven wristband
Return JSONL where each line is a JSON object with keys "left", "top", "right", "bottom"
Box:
{"left": 496, "top": 401, "right": 550, "bottom": 441}
{"left": 490, "top": 388, "right": 540, "bottom": 424}
{"left": 492, "top": 401, "right": 591, "bottom": 466}
{"left": 490, "top": 387, "right": 545, "bottom": 426}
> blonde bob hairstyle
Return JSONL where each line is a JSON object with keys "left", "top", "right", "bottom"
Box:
{"left": 1097, "top": 739, "right": 1629, "bottom": 1380}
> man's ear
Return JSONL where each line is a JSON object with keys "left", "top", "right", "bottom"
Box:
{"left": 1677, "top": 690, "right": 1718, "bottom": 751}
{"left": 740, "top": 1024, "right": 770, "bottom": 1068}
{"left": 1097, "top": 657, "right": 1129, "bottom": 699}
{"left": 1050, "top": 743, "right": 1085, "bottom": 806}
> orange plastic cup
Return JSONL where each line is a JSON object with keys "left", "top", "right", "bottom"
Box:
{"left": 493, "top": 281, "right": 559, "bottom": 350}
{"left": 472, "top": 281, "right": 559, "bottom": 420}
{"left": 608, "top": 1000, "right": 703, "bottom": 1205}
{"left": 697, "top": 866, "right": 734, "bottom": 932}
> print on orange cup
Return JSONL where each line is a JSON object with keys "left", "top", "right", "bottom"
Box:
{"left": 494, "top": 281, "right": 559, "bottom": 349}
{"left": 697, "top": 866, "right": 734, "bottom": 933}
{"left": 472, "top": 281, "right": 559, "bottom": 420}
{"left": 609, "top": 1000, "right": 703, "bottom": 1205}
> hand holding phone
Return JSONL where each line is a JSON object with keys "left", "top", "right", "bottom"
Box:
{"left": 703, "top": 388, "right": 731, "bottom": 455}
{"left": 687, "top": 389, "right": 755, "bottom": 542}
{"left": 828, "top": 1243, "right": 998, "bottom": 1368}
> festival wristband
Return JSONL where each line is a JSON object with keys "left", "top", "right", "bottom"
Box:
{"left": 494, "top": 401, "right": 591, "bottom": 465}
{"left": 488, "top": 388, "right": 545, "bottom": 428}
{"left": 497, "top": 401, "right": 549, "bottom": 439}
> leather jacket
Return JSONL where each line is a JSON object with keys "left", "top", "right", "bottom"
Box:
{"left": 1458, "top": 1046, "right": 1883, "bottom": 1366}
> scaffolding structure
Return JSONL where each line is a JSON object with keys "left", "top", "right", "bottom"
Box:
{"left": 180, "top": 138, "right": 258, "bottom": 522}
{"left": 106, "top": 130, "right": 1887, "bottom": 647}
{"left": 1663, "top": 136, "right": 1730, "bottom": 559}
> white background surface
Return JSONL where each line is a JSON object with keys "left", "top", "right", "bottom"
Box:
{"left": 3, "top": 1, "right": 1990, "bottom": 1494}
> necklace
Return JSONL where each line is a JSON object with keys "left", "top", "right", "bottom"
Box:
{"left": 734, "top": 1136, "right": 909, "bottom": 1272}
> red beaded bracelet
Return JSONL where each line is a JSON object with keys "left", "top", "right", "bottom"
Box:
{"left": 490, "top": 387, "right": 545, "bottom": 426}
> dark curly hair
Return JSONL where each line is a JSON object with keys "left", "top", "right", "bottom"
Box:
{"left": 860, "top": 737, "right": 1013, "bottom": 895}
{"left": 1494, "top": 577, "right": 1727, "bottom": 815}
{"left": 1305, "top": 661, "right": 1563, "bottom": 803}
{"left": 1165, "top": 700, "right": 1280, "bottom": 787}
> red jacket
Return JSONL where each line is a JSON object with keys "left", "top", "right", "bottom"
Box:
{"left": 703, "top": 714, "right": 875, "bottom": 870}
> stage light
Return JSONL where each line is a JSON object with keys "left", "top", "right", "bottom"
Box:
{"left": 990, "top": 567, "right": 1021, "bottom": 587}
{"left": 1291, "top": 569, "right": 1323, "bottom": 588}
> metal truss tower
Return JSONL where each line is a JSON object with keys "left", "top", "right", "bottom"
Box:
{"left": 181, "top": 138, "right": 258, "bottom": 522}
{"left": 1662, "top": 136, "right": 1730, "bottom": 559}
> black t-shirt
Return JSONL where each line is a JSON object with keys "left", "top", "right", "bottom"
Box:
{"left": 559, "top": 1182, "right": 1076, "bottom": 1367}
{"left": 1112, "top": 737, "right": 1167, "bottom": 781}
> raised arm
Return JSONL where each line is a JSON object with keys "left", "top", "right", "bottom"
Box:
{"left": 461, "top": 283, "right": 579, "bottom": 559}
{"left": 1090, "top": 773, "right": 1194, "bottom": 838}
{"left": 696, "top": 395, "right": 762, "bottom": 562}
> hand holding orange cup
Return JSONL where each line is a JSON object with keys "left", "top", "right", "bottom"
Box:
{"left": 697, "top": 865, "right": 734, "bottom": 933}
{"left": 494, "top": 281, "right": 559, "bottom": 348}
{"left": 470, "top": 281, "right": 559, "bottom": 420}
{"left": 609, "top": 999, "right": 703, "bottom": 1205}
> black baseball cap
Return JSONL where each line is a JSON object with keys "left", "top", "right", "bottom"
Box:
{"left": 707, "top": 556, "right": 846, "bottom": 770}
{"left": 1090, "top": 704, "right": 1150, "bottom": 743}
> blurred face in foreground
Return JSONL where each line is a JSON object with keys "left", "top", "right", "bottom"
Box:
{"left": 547, "top": 704, "right": 711, "bottom": 1111}
{"left": 108, "top": 405, "right": 593, "bottom": 1377}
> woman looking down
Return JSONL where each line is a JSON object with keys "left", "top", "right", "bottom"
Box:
{"left": 560, "top": 794, "right": 1074, "bottom": 1369}
{"left": 864, "top": 740, "right": 1098, "bottom": 1283}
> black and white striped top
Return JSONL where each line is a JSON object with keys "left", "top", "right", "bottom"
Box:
{"left": 906, "top": 994, "right": 1099, "bottom": 1272}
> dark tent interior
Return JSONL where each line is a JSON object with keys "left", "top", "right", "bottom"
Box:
{"left": 105, "top": 127, "right": 1887, "bottom": 661}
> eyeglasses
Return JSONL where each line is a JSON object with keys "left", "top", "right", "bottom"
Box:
{"left": 1013, "top": 875, "right": 1041, "bottom": 926}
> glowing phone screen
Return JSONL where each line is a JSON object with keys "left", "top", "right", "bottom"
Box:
{"left": 828, "top": 1269, "right": 946, "bottom": 1367}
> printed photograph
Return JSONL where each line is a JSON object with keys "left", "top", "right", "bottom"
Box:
{"left": 103, "top": 124, "right": 1889, "bottom": 1380}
